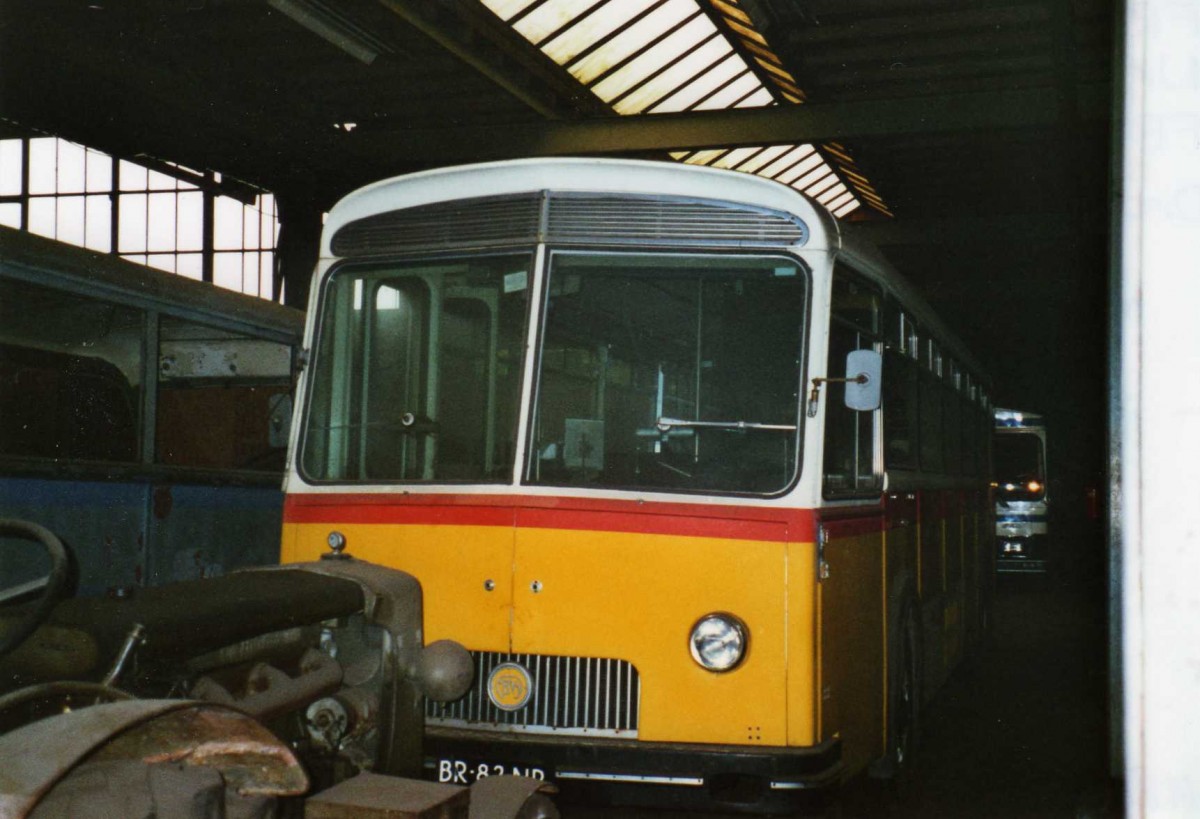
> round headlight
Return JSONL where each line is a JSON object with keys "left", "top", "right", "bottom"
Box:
{"left": 689, "top": 613, "right": 748, "bottom": 672}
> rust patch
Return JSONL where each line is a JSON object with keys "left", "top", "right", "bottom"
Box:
{"left": 90, "top": 704, "right": 308, "bottom": 796}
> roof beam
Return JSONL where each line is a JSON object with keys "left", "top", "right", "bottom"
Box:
{"left": 377, "top": 0, "right": 607, "bottom": 119}
{"left": 855, "top": 211, "right": 1108, "bottom": 248}
{"left": 782, "top": 4, "right": 1049, "bottom": 45}
{"left": 346, "top": 84, "right": 1110, "bottom": 165}
{"left": 799, "top": 28, "right": 1054, "bottom": 69}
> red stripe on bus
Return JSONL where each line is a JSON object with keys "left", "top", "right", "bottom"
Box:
{"left": 514, "top": 507, "right": 795, "bottom": 541}
{"left": 283, "top": 492, "right": 821, "bottom": 542}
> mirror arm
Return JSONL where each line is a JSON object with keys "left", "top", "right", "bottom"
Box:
{"left": 807, "top": 374, "right": 869, "bottom": 418}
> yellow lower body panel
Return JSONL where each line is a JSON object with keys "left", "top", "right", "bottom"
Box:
{"left": 282, "top": 520, "right": 817, "bottom": 748}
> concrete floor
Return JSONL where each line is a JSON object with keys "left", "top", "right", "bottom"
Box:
{"left": 563, "top": 555, "right": 1119, "bottom": 818}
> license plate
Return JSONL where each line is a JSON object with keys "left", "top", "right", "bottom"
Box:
{"left": 434, "top": 758, "right": 548, "bottom": 785}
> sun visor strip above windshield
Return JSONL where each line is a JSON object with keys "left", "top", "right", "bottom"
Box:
{"left": 330, "top": 192, "right": 808, "bottom": 257}
{"left": 545, "top": 194, "right": 808, "bottom": 247}
{"left": 331, "top": 194, "right": 543, "bottom": 257}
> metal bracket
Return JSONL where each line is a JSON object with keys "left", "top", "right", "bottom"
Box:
{"left": 817, "top": 525, "right": 831, "bottom": 582}
{"left": 807, "top": 374, "right": 867, "bottom": 417}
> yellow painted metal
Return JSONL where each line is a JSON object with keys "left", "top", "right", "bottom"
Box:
{"left": 818, "top": 528, "right": 885, "bottom": 777}
{"left": 282, "top": 522, "right": 515, "bottom": 649}
{"left": 785, "top": 540, "right": 819, "bottom": 747}
{"left": 282, "top": 519, "right": 814, "bottom": 748}
{"left": 511, "top": 526, "right": 787, "bottom": 745}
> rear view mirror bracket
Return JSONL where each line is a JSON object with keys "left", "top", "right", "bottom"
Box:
{"left": 807, "top": 348, "right": 883, "bottom": 417}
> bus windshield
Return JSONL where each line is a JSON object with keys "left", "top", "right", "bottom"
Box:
{"left": 527, "top": 251, "right": 808, "bottom": 494}
{"left": 301, "top": 253, "right": 533, "bottom": 482}
{"left": 300, "top": 250, "right": 807, "bottom": 493}
{"left": 993, "top": 431, "right": 1045, "bottom": 499}
{"left": 994, "top": 433, "right": 1044, "bottom": 483}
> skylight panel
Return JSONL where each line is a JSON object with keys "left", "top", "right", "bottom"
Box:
{"left": 570, "top": 0, "right": 698, "bottom": 85}
{"left": 642, "top": 43, "right": 741, "bottom": 114}
{"left": 793, "top": 166, "right": 834, "bottom": 192}
{"left": 542, "top": 0, "right": 656, "bottom": 64}
{"left": 683, "top": 148, "right": 730, "bottom": 165}
{"left": 712, "top": 146, "right": 763, "bottom": 169}
{"left": 733, "top": 144, "right": 793, "bottom": 174}
{"left": 759, "top": 145, "right": 815, "bottom": 179}
{"left": 480, "top": 0, "right": 889, "bottom": 220}
{"left": 790, "top": 166, "right": 835, "bottom": 194}
{"left": 482, "top": 0, "right": 539, "bottom": 20}
{"left": 593, "top": 15, "right": 714, "bottom": 106}
{"left": 693, "top": 72, "right": 758, "bottom": 110}
{"left": 817, "top": 182, "right": 849, "bottom": 205}
{"left": 826, "top": 191, "right": 856, "bottom": 212}
{"left": 804, "top": 174, "right": 840, "bottom": 199}
{"left": 513, "top": 0, "right": 596, "bottom": 43}
{"left": 775, "top": 151, "right": 824, "bottom": 185}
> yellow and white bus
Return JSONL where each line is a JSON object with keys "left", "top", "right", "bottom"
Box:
{"left": 280, "top": 158, "right": 994, "bottom": 812}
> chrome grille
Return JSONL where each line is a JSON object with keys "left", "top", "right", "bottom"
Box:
{"left": 331, "top": 194, "right": 543, "bottom": 256}
{"left": 426, "top": 651, "right": 640, "bottom": 737}
{"left": 331, "top": 192, "right": 808, "bottom": 258}
{"left": 547, "top": 194, "right": 808, "bottom": 247}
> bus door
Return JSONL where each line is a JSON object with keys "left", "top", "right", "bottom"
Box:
{"left": 816, "top": 512, "right": 885, "bottom": 771}
{"left": 818, "top": 267, "right": 885, "bottom": 772}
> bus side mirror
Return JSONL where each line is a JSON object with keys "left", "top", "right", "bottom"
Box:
{"left": 844, "top": 349, "right": 882, "bottom": 412}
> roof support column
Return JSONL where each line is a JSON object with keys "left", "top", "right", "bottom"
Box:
{"left": 274, "top": 193, "right": 323, "bottom": 309}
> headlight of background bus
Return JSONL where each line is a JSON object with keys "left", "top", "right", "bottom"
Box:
{"left": 689, "top": 613, "right": 748, "bottom": 672}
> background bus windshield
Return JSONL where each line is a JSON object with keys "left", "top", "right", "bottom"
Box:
{"left": 994, "top": 433, "right": 1044, "bottom": 485}
{"left": 528, "top": 252, "right": 807, "bottom": 495}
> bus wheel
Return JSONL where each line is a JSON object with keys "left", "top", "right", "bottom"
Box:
{"left": 869, "top": 604, "right": 921, "bottom": 781}
{"left": 891, "top": 607, "right": 920, "bottom": 774}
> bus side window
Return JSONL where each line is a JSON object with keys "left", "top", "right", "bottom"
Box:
{"left": 883, "top": 348, "right": 918, "bottom": 470}
{"left": 823, "top": 268, "right": 882, "bottom": 496}
{"left": 0, "top": 277, "right": 141, "bottom": 464}
{"left": 943, "top": 373, "right": 962, "bottom": 475}
{"left": 156, "top": 315, "right": 294, "bottom": 471}
{"left": 961, "top": 394, "right": 978, "bottom": 475}
{"left": 918, "top": 340, "right": 944, "bottom": 473}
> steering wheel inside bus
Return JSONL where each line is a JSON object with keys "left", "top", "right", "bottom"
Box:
{"left": 0, "top": 519, "right": 70, "bottom": 658}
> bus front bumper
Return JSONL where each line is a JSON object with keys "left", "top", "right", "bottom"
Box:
{"left": 425, "top": 727, "right": 843, "bottom": 813}
{"left": 996, "top": 533, "right": 1049, "bottom": 573}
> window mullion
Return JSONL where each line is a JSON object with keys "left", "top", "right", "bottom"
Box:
{"left": 109, "top": 155, "right": 120, "bottom": 256}
{"left": 203, "top": 173, "right": 215, "bottom": 284}
{"left": 20, "top": 138, "right": 30, "bottom": 231}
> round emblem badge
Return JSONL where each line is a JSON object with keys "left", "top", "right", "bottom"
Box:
{"left": 487, "top": 662, "right": 533, "bottom": 711}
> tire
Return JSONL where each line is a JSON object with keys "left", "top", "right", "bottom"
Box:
{"left": 890, "top": 607, "right": 921, "bottom": 774}
{"left": 871, "top": 603, "right": 921, "bottom": 781}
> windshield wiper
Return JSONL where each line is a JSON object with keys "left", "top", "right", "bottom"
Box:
{"left": 655, "top": 416, "right": 797, "bottom": 432}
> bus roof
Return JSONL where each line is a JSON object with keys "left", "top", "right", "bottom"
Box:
{"left": 995, "top": 408, "right": 1046, "bottom": 428}
{"left": 322, "top": 157, "right": 841, "bottom": 257}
